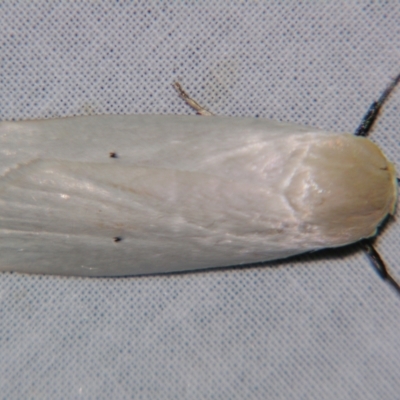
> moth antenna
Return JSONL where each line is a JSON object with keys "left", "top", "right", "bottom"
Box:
{"left": 361, "top": 239, "right": 400, "bottom": 296}
{"left": 355, "top": 72, "right": 400, "bottom": 137}
{"left": 355, "top": 74, "right": 400, "bottom": 296}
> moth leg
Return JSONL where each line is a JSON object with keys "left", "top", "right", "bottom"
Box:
{"left": 361, "top": 239, "right": 400, "bottom": 296}
{"left": 173, "top": 82, "right": 214, "bottom": 116}
{"left": 355, "top": 72, "right": 400, "bottom": 137}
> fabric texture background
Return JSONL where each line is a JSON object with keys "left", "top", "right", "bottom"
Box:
{"left": 1, "top": 1, "right": 400, "bottom": 399}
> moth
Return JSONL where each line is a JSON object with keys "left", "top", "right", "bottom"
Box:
{"left": 0, "top": 76, "right": 399, "bottom": 294}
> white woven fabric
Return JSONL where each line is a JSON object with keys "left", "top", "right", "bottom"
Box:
{"left": 1, "top": 1, "right": 400, "bottom": 399}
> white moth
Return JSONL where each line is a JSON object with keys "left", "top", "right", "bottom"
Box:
{"left": 0, "top": 80, "right": 398, "bottom": 285}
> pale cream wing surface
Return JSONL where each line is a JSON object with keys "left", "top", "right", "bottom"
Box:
{"left": 0, "top": 115, "right": 396, "bottom": 276}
